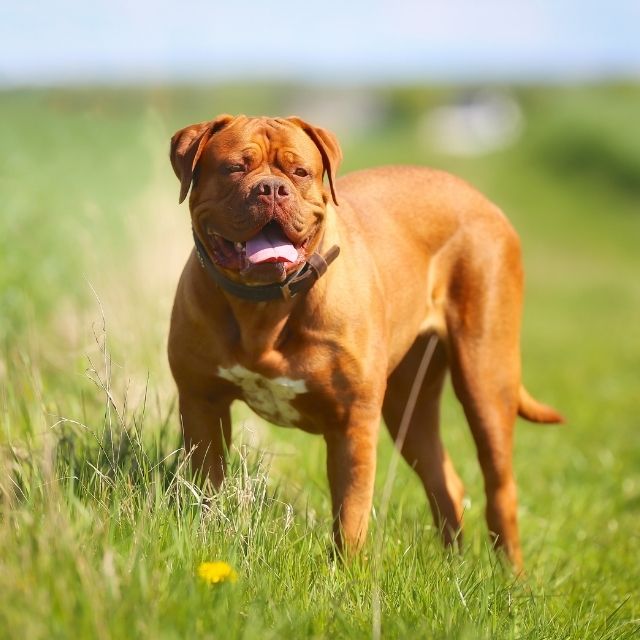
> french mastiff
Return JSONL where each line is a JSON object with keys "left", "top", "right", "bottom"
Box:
{"left": 168, "top": 114, "right": 563, "bottom": 569}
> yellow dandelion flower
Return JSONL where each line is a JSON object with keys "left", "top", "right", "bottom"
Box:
{"left": 197, "top": 561, "right": 238, "bottom": 584}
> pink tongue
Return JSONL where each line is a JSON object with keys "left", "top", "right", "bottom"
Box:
{"left": 246, "top": 226, "right": 299, "bottom": 264}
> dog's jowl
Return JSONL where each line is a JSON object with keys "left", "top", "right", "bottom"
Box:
{"left": 168, "top": 114, "right": 563, "bottom": 570}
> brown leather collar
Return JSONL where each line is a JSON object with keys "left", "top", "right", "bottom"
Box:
{"left": 192, "top": 229, "right": 340, "bottom": 302}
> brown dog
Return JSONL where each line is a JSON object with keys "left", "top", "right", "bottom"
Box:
{"left": 168, "top": 114, "right": 562, "bottom": 569}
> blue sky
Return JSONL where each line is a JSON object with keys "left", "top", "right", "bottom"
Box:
{"left": 2, "top": 0, "right": 639, "bottom": 85}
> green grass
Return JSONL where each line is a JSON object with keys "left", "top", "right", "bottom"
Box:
{"left": 1, "top": 84, "right": 639, "bottom": 639}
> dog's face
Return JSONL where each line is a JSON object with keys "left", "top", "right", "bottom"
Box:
{"left": 170, "top": 115, "right": 342, "bottom": 285}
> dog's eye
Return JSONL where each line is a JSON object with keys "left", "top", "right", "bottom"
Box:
{"left": 226, "top": 164, "right": 245, "bottom": 174}
{"left": 294, "top": 167, "right": 309, "bottom": 178}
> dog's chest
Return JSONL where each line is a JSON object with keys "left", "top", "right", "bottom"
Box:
{"left": 217, "top": 364, "right": 307, "bottom": 428}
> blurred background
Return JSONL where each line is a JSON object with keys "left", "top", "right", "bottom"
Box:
{"left": 1, "top": 0, "right": 639, "bottom": 587}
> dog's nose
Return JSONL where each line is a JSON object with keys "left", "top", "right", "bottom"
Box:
{"left": 253, "top": 177, "right": 290, "bottom": 201}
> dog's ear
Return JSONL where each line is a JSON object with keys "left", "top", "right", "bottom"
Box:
{"left": 170, "top": 114, "right": 234, "bottom": 204}
{"left": 287, "top": 117, "right": 342, "bottom": 206}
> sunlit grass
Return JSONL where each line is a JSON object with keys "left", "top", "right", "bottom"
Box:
{"left": 1, "top": 85, "right": 639, "bottom": 638}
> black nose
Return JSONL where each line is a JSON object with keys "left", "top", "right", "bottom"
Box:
{"left": 253, "top": 177, "right": 290, "bottom": 201}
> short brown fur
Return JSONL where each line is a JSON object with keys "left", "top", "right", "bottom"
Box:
{"left": 168, "top": 115, "right": 563, "bottom": 570}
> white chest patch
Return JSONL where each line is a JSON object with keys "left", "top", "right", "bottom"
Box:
{"left": 218, "top": 365, "right": 308, "bottom": 428}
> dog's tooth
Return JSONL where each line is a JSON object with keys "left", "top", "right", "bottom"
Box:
{"left": 235, "top": 242, "right": 244, "bottom": 252}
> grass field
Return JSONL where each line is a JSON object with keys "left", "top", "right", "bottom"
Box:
{"left": 1, "top": 84, "right": 639, "bottom": 639}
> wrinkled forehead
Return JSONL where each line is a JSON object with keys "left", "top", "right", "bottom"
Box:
{"left": 211, "top": 116, "right": 321, "bottom": 163}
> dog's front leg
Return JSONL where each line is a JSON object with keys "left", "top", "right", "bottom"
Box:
{"left": 178, "top": 391, "right": 233, "bottom": 489}
{"left": 324, "top": 406, "right": 380, "bottom": 553}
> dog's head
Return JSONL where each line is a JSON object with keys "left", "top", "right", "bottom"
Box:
{"left": 170, "top": 115, "right": 342, "bottom": 286}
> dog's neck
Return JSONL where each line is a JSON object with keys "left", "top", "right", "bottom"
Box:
{"left": 218, "top": 204, "right": 341, "bottom": 363}
{"left": 223, "top": 295, "right": 297, "bottom": 363}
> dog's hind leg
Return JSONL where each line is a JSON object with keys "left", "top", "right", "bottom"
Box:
{"left": 446, "top": 240, "right": 525, "bottom": 569}
{"left": 383, "top": 335, "right": 465, "bottom": 547}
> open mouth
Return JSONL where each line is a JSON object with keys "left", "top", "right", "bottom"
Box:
{"left": 205, "top": 221, "right": 313, "bottom": 281}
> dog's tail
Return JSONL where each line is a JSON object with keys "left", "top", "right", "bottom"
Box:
{"left": 518, "top": 385, "right": 565, "bottom": 424}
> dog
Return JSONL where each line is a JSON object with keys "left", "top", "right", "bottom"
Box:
{"left": 168, "top": 114, "right": 563, "bottom": 569}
